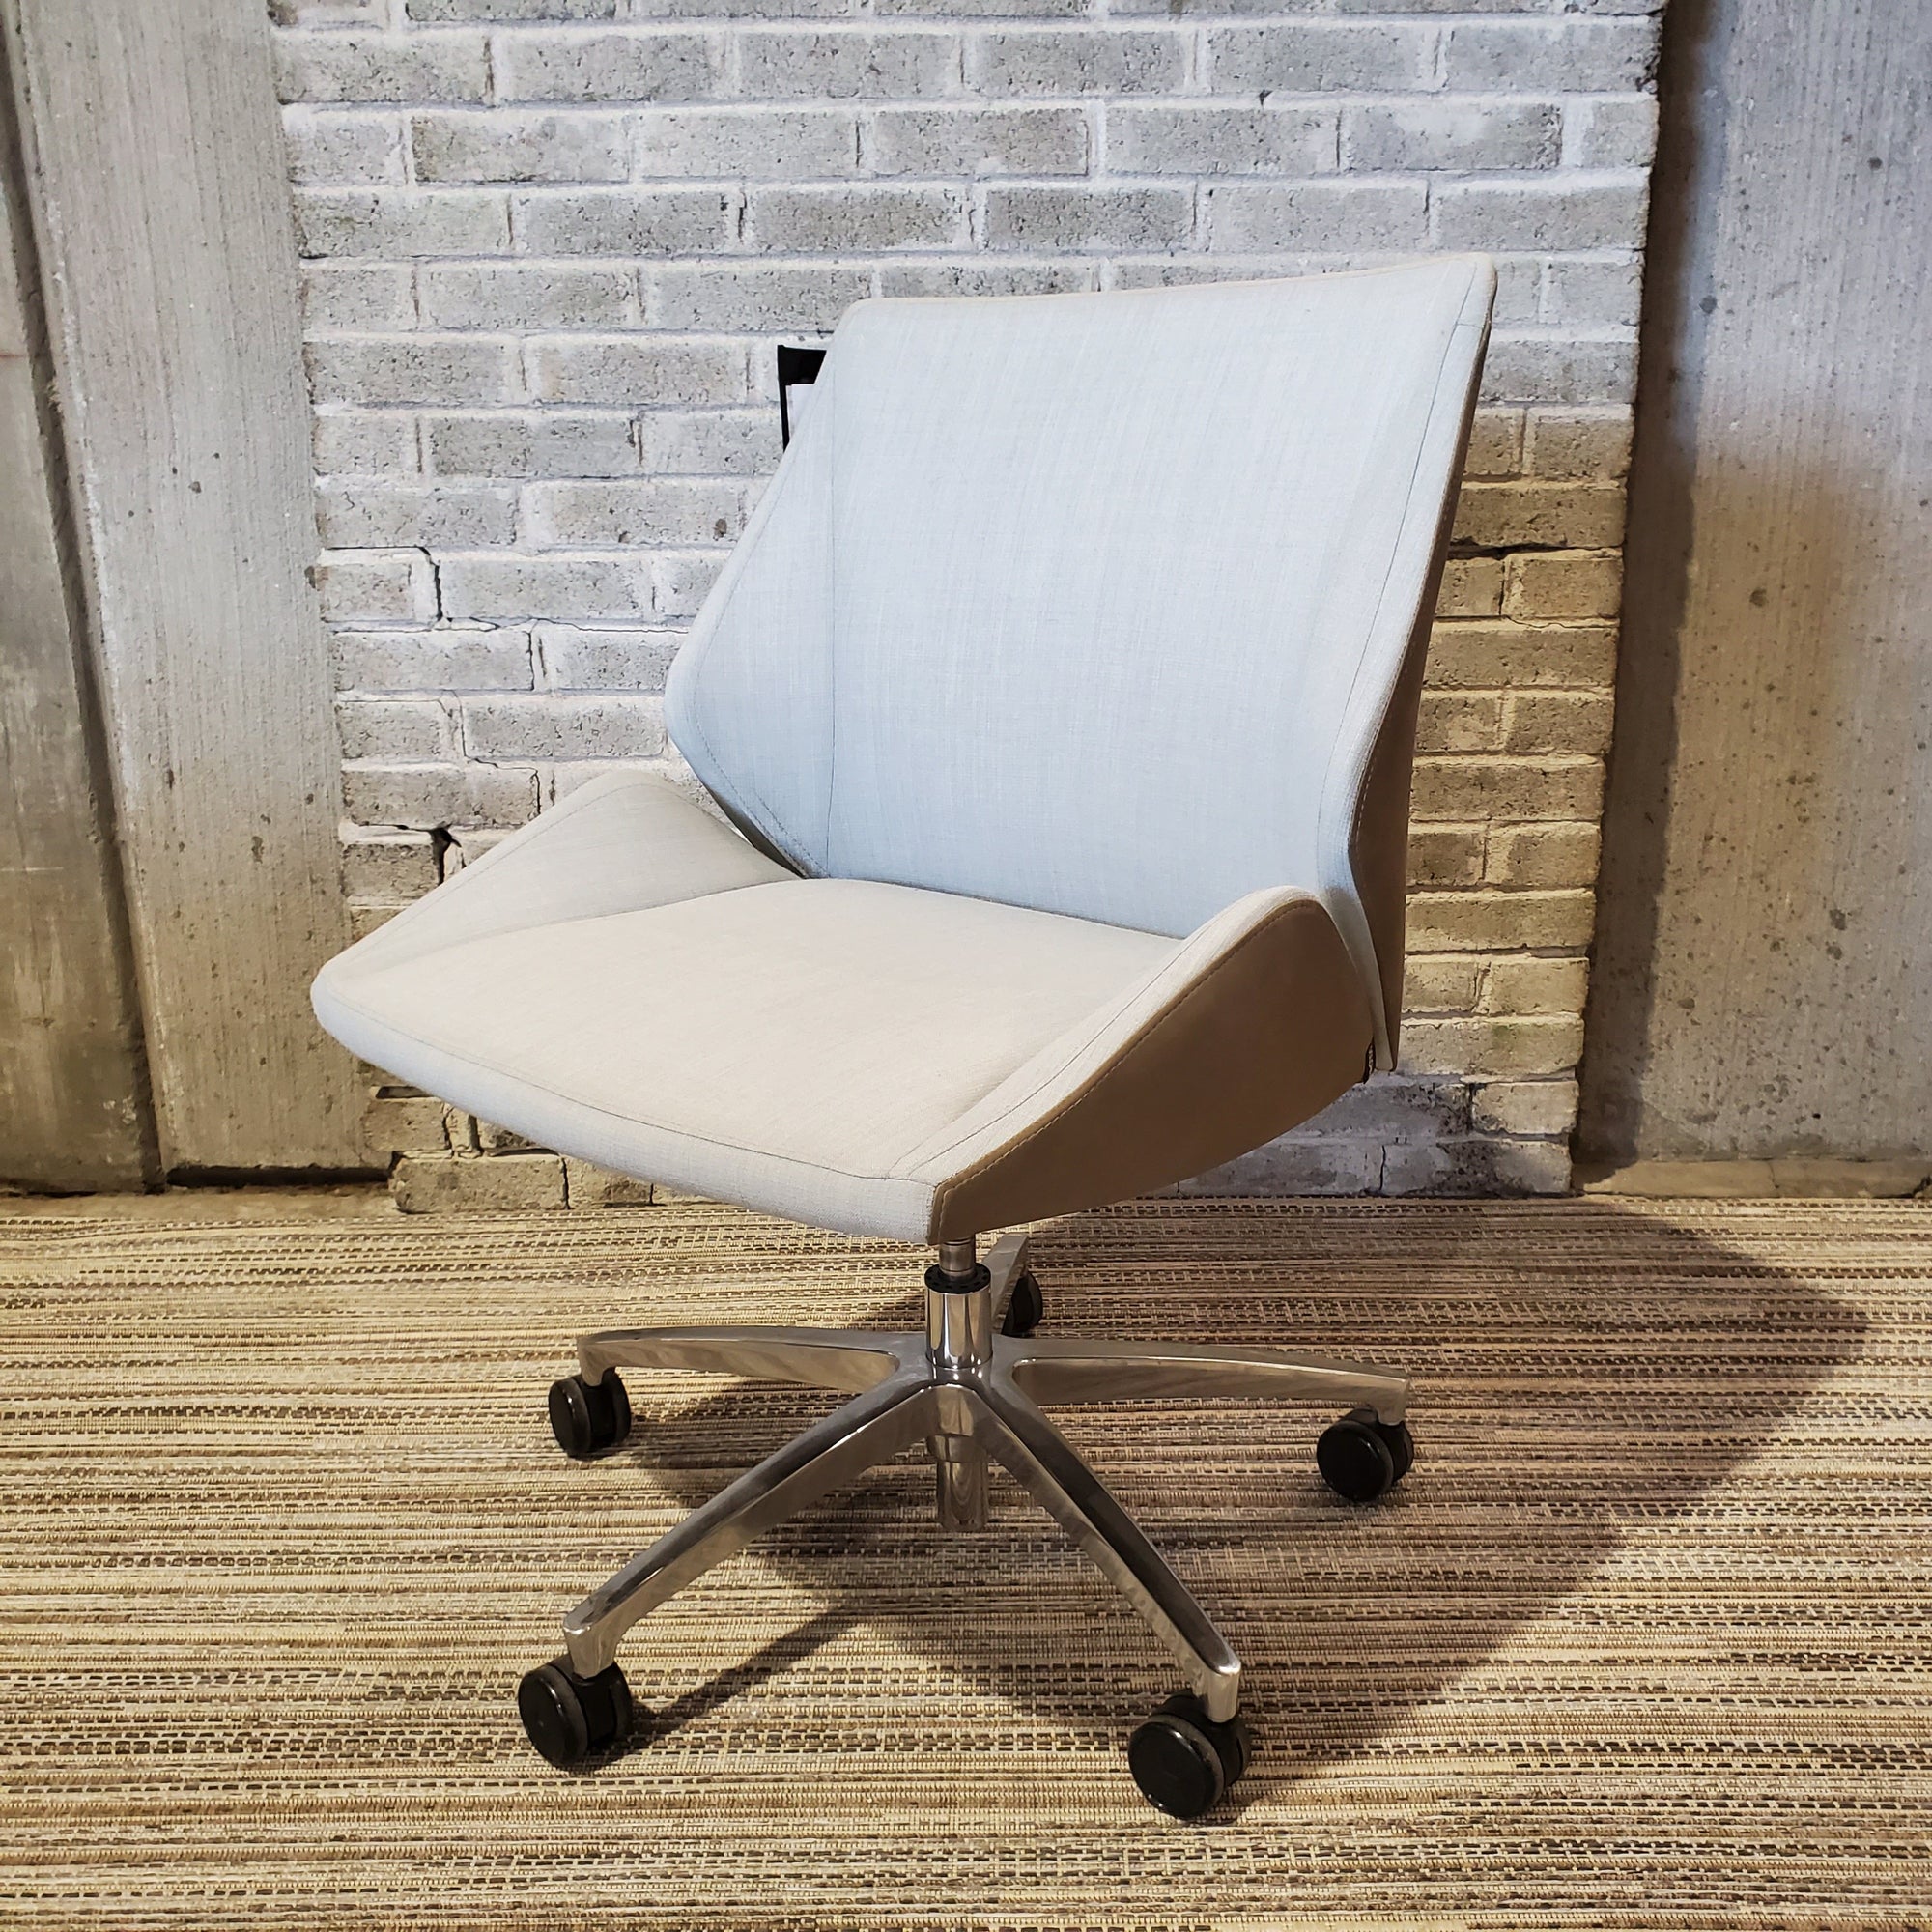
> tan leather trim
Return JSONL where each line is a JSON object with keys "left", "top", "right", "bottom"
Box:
{"left": 927, "top": 897, "right": 1373, "bottom": 1239}
{"left": 1348, "top": 312, "right": 1492, "bottom": 1068}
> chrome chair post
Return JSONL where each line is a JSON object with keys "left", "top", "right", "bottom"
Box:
{"left": 925, "top": 1279, "right": 994, "bottom": 1371}
{"left": 926, "top": 1235, "right": 994, "bottom": 1530}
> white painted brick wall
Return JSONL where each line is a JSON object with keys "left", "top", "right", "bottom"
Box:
{"left": 278, "top": 0, "right": 1666, "bottom": 1208}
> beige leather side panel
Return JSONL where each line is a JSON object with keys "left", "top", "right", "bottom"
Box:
{"left": 928, "top": 898, "right": 1374, "bottom": 1238}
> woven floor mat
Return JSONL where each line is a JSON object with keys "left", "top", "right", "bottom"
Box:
{"left": 1, "top": 1196, "right": 1927, "bottom": 1928}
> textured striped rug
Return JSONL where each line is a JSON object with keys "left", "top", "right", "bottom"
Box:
{"left": 1, "top": 1197, "right": 1927, "bottom": 1928}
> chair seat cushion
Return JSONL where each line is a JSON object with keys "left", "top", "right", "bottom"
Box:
{"left": 315, "top": 773, "right": 1177, "bottom": 1238}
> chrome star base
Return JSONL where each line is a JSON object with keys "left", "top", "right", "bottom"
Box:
{"left": 521, "top": 1232, "right": 1415, "bottom": 1817}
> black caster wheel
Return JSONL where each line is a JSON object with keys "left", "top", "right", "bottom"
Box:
{"left": 1316, "top": 1406, "right": 1415, "bottom": 1503}
{"left": 548, "top": 1370, "right": 632, "bottom": 1460}
{"left": 517, "top": 1656, "right": 637, "bottom": 1768}
{"left": 1000, "top": 1269, "right": 1045, "bottom": 1338}
{"left": 1127, "top": 1693, "right": 1252, "bottom": 1819}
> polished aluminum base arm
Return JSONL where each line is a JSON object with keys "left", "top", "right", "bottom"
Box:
{"left": 577, "top": 1324, "right": 907, "bottom": 1395}
{"left": 965, "top": 1376, "right": 1243, "bottom": 1719}
{"left": 1009, "top": 1338, "right": 1407, "bottom": 1422}
{"left": 559, "top": 1234, "right": 1410, "bottom": 1719}
{"left": 563, "top": 1369, "right": 937, "bottom": 1676}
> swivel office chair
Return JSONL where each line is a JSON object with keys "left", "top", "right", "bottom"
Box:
{"left": 312, "top": 255, "right": 1496, "bottom": 1818}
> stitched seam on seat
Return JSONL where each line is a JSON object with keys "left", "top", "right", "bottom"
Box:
{"left": 332, "top": 876, "right": 794, "bottom": 987}
{"left": 923, "top": 897, "right": 1341, "bottom": 1224}
{"left": 895, "top": 891, "right": 1308, "bottom": 1181}
{"left": 891, "top": 897, "right": 1283, "bottom": 1178}
{"left": 321, "top": 982, "right": 941, "bottom": 1191}
{"left": 327, "top": 771, "right": 661, "bottom": 972}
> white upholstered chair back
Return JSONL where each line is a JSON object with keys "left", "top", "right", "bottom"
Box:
{"left": 668, "top": 256, "right": 1495, "bottom": 1065}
